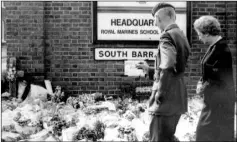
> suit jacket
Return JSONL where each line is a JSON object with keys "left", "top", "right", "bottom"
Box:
{"left": 148, "top": 24, "right": 190, "bottom": 116}
{"left": 201, "top": 38, "right": 234, "bottom": 87}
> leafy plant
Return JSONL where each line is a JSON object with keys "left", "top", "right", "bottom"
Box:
{"left": 93, "top": 120, "right": 105, "bottom": 140}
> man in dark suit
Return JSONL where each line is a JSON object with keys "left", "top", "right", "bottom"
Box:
{"left": 136, "top": 2, "right": 190, "bottom": 141}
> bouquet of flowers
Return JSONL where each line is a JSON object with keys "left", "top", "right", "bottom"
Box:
{"left": 7, "top": 67, "right": 16, "bottom": 82}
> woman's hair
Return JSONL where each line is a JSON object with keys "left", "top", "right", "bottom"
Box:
{"left": 193, "top": 16, "right": 221, "bottom": 36}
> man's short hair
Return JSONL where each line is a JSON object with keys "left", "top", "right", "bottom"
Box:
{"left": 152, "top": 2, "right": 175, "bottom": 17}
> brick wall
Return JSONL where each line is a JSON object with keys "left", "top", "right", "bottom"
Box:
{"left": 5, "top": 2, "right": 45, "bottom": 74}
{"left": 42, "top": 1, "right": 155, "bottom": 95}
{"left": 4, "top": 1, "right": 236, "bottom": 96}
{"left": 44, "top": 1, "right": 96, "bottom": 95}
{"left": 226, "top": 2, "right": 237, "bottom": 91}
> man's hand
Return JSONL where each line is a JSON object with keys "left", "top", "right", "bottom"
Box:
{"left": 135, "top": 61, "right": 149, "bottom": 75}
{"left": 148, "top": 91, "right": 161, "bottom": 112}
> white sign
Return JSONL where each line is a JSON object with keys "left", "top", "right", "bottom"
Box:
{"left": 97, "top": 2, "right": 187, "bottom": 41}
{"left": 124, "top": 60, "right": 145, "bottom": 77}
{"left": 98, "top": 2, "right": 186, "bottom": 8}
{"left": 98, "top": 13, "right": 160, "bottom": 41}
{"left": 95, "top": 48, "right": 158, "bottom": 60}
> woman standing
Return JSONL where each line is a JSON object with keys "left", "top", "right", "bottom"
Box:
{"left": 193, "top": 16, "right": 235, "bottom": 141}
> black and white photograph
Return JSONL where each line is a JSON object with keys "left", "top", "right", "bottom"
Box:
{"left": 1, "top": 0, "right": 236, "bottom": 141}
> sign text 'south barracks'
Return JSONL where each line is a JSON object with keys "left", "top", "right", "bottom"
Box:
{"left": 95, "top": 48, "right": 158, "bottom": 60}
